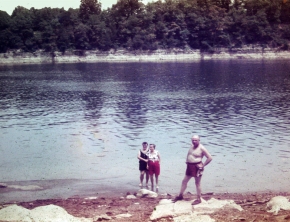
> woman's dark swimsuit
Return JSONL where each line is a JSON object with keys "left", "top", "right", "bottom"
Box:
{"left": 139, "top": 150, "right": 148, "bottom": 171}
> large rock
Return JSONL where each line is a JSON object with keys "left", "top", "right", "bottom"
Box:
{"left": 136, "top": 189, "right": 158, "bottom": 198}
{"left": 267, "top": 196, "right": 290, "bottom": 215}
{"left": 93, "top": 214, "right": 112, "bottom": 221}
{"left": 7, "top": 185, "right": 43, "bottom": 191}
{"left": 114, "top": 213, "right": 132, "bottom": 219}
{"left": 0, "top": 204, "right": 92, "bottom": 222}
{"left": 0, "top": 183, "right": 7, "bottom": 188}
{"left": 0, "top": 205, "right": 31, "bottom": 221}
{"left": 126, "top": 195, "right": 137, "bottom": 199}
{"left": 150, "top": 198, "right": 243, "bottom": 221}
{"left": 173, "top": 214, "right": 215, "bottom": 222}
{"left": 193, "top": 198, "right": 243, "bottom": 214}
{"left": 150, "top": 200, "right": 192, "bottom": 220}
{"left": 0, "top": 183, "right": 42, "bottom": 190}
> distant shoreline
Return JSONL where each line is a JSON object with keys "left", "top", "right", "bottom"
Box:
{"left": 1, "top": 48, "right": 290, "bottom": 65}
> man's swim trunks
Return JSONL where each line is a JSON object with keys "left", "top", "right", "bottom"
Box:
{"left": 185, "top": 162, "right": 204, "bottom": 177}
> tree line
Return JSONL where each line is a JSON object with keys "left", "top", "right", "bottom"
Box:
{"left": 1, "top": 0, "right": 290, "bottom": 53}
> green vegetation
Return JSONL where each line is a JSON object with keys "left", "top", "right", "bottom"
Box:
{"left": 1, "top": 0, "right": 290, "bottom": 53}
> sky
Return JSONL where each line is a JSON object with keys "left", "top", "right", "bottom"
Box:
{"left": 0, "top": 0, "right": 154, "bottom": 15}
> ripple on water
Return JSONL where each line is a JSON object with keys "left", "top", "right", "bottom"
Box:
{"left": 279, "top": 150, "right": 290, "bottom": 153}
{"left": 1, "top": 62, "right": 290, "bottom": 194}
{"left": 278, "top": 155, "right": 290, "bottom": 159}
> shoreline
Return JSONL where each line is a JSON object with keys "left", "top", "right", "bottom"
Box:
{"left": 1, "top": 48, "right": 290, "bottom": 65}
{"left": 1, "top": 190, "right": 290, "bottom": 221}
{"left": 1, "top": 178, "right": 289, "bottom": 204}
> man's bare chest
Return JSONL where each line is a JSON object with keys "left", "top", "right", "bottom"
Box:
{"left": 189, "top": 147, "right": 203, "bottom": 157}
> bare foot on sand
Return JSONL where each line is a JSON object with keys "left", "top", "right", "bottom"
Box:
{"left": 191, "top": 199, "right": 202, "bottom": 205}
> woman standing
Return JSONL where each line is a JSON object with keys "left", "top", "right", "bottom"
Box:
{"left": 137, "top": 142, "right": 149, "bottom": 188}
{"left": 148, "top": 144, "right": 161, "bottom": 190}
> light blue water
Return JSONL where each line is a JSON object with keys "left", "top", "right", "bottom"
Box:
{"left": 0, "top": 60, "right": 290, "bottom": 202}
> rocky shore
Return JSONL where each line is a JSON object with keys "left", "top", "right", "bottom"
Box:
{"left": 0, "top": 189, "right": 290, "bottom": 222}
{"left": 1, "top": 47, "right": 290, "bottom": 65}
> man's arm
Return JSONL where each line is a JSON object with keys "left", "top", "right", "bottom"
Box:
{"left": 201, "top": 147, "right": 212, "bottom": 167}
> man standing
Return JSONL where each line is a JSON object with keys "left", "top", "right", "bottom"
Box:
{"left": 174, "top": 135, "right": 212, "bottom": 204}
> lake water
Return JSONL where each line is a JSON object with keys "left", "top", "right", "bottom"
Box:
{"left": 0, "top": 60, "right": 290, "bottom": 202}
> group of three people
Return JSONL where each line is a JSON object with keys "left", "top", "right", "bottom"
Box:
{"left": 137, "top": 135, "right": 213, "bottom": 204}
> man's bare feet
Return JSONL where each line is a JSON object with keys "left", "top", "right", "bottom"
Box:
{"left": 173, "top": 195, "right": 183, "bottom": 202}
{"left": 191, "top": 199, "right": 202, "bottom": 205}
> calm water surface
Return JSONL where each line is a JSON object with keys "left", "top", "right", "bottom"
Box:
{"left": 0, "top": 60, "right": 290, "bottom": 202}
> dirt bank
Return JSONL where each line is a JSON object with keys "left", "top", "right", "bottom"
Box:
{"left": 1, "top": 47, "right": 290, "bottom": 65}
{"left": 1, "top": 191, "right": 290, "bottom": 221}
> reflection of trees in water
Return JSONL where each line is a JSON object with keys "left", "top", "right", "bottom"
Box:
{"left": 76, "top": 63, "right": 150, "bottom": 138}
{"left": 81, "top": 90, "right": 105, "bottom": 128}
{"left": 31, "top": 61, "right": 289, "bottom": 142}
{"left": 115, "top": 85, "right": 149, "bottom": 134}
{"left": 116, "top": 95, "right": 148, "bottom": 128}
{"left": 182, "top": 60, "right": 286, "bottom": 127}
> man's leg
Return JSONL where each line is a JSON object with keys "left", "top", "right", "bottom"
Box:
{"left": 194, "top": 176, "right": 202, "bottom": 202}
{"left": 179, "top": 175, "right": 192, "bottom": 196}
{"left": 173, "top": 175, "right": 192, "bottom": 201}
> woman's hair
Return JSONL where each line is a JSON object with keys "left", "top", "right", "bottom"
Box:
{"left": 149, "top": 144, "right": 156, "bottom": 149}
{"left": 142, "top": 142, "right": 148, "bottom": 145}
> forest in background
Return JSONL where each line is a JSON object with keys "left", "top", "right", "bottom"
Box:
{"left": 1, "top": 0, "right": 290, "bottom": 54}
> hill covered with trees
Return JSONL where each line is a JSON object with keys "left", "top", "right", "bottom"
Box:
{"left": 1, "top": 0, "right": 290, "bottom": 54}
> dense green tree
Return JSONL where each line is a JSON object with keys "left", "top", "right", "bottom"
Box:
{"left": 57, "top": 9, "right": 79, "bottom": 52}
{"left": 10, "top": 6, "right": 36, "bottom": 51}
{"left": 0, "top": 29, "right": 11, "bottom": 52}
{"left": 226, "top": 6, "right": 247, "bottom": 47}
{"left": 280, "top": 0, "right": 290, "bottom": 23}
{"left": 111, "top": 0, "right": 143, "bottom": 18}
{"left": 241, "top": 8, "right": 272, "bottom": 44}
{"left": 85, "top": 14, "right": 113, "bottom": 50}
{"left": 31, "top": 7, "right": 62, "bottom": 51}
{"left": 214, "top": 0, "right": 231, "bottom": 11}
{"left": 1, "top": 0, "right": 290, "bottom": 53}
{"left": 109, "top": 0, "right": 145, "bottom": 47}
{"left": 0, "top": 11, "right": 12, "bottom": 52}
{"left": 57, "top": 28, "right": 74, "bottom": 53}
{"left": 74, "top": 23, "right": 91, "bottom": 49}
{"left": 0, "top": 10, "right": 11, "bottom": 30}
{"left": 79, "top": 0, "right": 101, "bottom": 20}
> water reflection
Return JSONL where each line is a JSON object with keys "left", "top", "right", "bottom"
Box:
{"left": 0, "top": 60, "right": 290, "bottom": 199}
